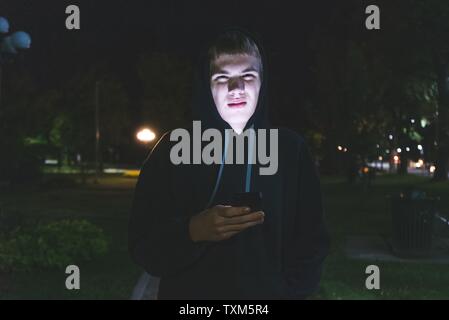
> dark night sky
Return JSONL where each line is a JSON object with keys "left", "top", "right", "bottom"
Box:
{"left": 0, "top": 0, "right": 358, "bottom": 132}
{"left": 0, "top": 1, "right": 335, "bottom": 84}
{"left": 0, "top": 0, "right": 394, "bottom": 165}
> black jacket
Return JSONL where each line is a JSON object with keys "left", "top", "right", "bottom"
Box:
{"left": 128, "top": 29, "right": 330, "bottom": 300}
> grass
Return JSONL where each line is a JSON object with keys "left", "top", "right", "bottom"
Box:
{"left": 317, "top": 173, "right": 449, "bottom": 299}
{"left": 0, "top": 175, "right": 142, "bottom": 300}
{"left": 0, "top": 173, "right": 448, "bottom": 299}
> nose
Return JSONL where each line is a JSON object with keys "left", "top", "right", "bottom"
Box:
{"left": 228, "top": 77, "right": 245, "bottom": 96}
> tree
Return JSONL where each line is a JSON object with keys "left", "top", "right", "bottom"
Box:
{"left": 377, "top": 0, "right": 449, "bottom": 180}
{"left": 57, "top": 63, "right": 131, "bottom": 168}
{"left": 0, "top": 65, "right": 43, "bottom": 183}
{"left": 137, "top": 52, "right": 193, "bottom": 134}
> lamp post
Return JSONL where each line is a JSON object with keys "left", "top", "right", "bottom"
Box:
{"left": 94, "top": 80, "right": 100, "bottom": 183}
{"left": 0, "top": 17, "right": 31, "bottom": 115}
{"left": 136, "top": 128, "right": 156, "bottom": 160}
{"left": 136, "top": 128, "right": 156, "bottom": 143}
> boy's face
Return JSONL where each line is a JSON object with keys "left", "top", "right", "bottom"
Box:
{"left": 210, "top": 54, "right": 262, "bottom": 132}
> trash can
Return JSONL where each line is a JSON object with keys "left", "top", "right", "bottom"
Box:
{"left": 390, "top": 190, "right": 437, "bottom": 258}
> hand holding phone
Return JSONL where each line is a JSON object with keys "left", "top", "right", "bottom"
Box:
{"left": 189, "top": 204, "right": 264, "bottom": 242}
{"left": 231, "top": 191, "right": 263, "bottom": 212}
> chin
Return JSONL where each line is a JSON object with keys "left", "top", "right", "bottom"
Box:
{"left": 225, "top": 117, "right": 251, "bottom": 127}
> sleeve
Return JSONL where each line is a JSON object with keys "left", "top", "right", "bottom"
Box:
{"left": 128, "top": 133, "right": 207, "bottom": 277}
{"left": 283, "top": 139, "right": 330, "bottom": 299}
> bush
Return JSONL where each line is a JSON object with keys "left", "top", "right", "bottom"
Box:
{"left": 0, "top": 208, "right": 25, "bottom": 235}
{"left": 0, "top": 219, "right": 109, "bottom": 271}
{"left": 0, "top": 143, "right": 43, "bottom": 185}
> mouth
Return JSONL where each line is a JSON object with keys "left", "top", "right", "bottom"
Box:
{"left": 227, "top": 100, "right": 247, "bottom": 108}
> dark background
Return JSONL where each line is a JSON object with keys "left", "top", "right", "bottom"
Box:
{"left": 1, "top": 0, "right": 449, "bottom": 300}
{"left": 0, "top": 0, "right": 448, "bottom": 178}
{"left": 0, "top": 0, "right": 345, "bottom": 164}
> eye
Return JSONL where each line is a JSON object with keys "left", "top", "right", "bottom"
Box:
{"left": 214, "top": 76, "right": 229, "bottom": 83}
{"left": 242, "top": 74, "right": 256, "bottom": 81}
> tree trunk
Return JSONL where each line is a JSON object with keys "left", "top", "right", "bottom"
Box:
{"left": 434, "top": 58, "right": 449, "bottom": 181}
{"left": 398, "top": 153, "right": 408, "bottom": 175}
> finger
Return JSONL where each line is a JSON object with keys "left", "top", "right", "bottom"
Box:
{"left": 212, "top": 205, "right": 234, "bottom": 219}
{"left": 218, "top": 206, "right": 251, "bottom": 218}
{"left": 213, "top": 204, "right": 231, "bottom": 213}
{"left": 223, "top": 211, "right": 265, "bottom": 225}
{"left": 218, "top": 231, "right": 239, "bottom": 240}
{"left": 214, "top": 204, "right": 231, "bottom": 208}
{"left": 218, "top": 219, "right": 263, "bottom": 233}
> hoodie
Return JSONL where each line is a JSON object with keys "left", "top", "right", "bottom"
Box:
{"left": 128, "top": 28, "right": 330, "bottom": 300}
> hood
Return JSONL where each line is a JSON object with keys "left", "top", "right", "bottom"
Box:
{"left": 191, "top": 27, "right": 270, "bottom": 131}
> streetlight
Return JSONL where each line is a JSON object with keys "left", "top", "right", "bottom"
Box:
{"left": 0, "top": 16, "right": 31, "bottom": 113}
{"left": 137, "top": 128, "right": 156, "bottom": 143}
{"left": 0, "top": 17, "right": 9, "bottom": 34}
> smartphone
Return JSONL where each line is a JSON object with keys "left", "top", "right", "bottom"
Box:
{"left": 231, "top": 191, "right": 263, "bottom": 212}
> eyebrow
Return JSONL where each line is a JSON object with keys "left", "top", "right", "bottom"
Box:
{"left": 212, "top": 67, "right": 259, "bottom": 75}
